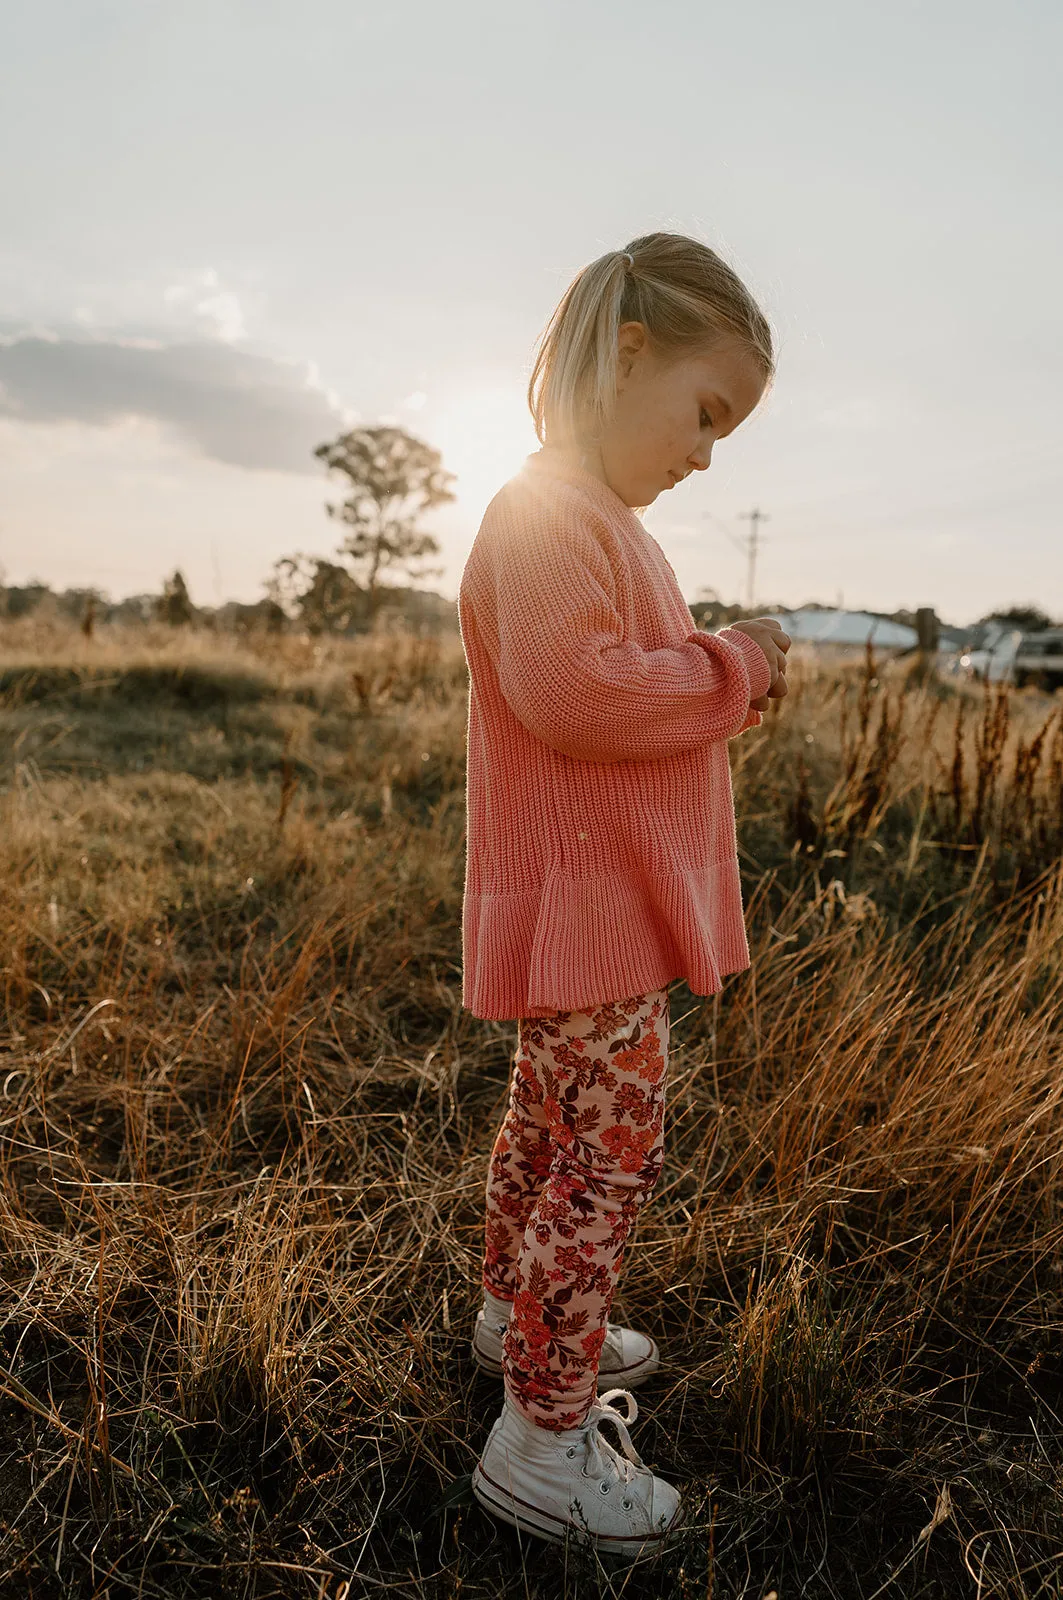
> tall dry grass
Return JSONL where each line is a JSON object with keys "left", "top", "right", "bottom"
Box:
{"left": 0, "top": 620, "right": 1061, "bottom": 1599}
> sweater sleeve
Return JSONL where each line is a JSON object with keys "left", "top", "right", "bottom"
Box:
{"left": 481, "top": 500, "right": 773, "bottom": 763}
{"left": 732, "top": 704, "right": 765, "bottom": 735}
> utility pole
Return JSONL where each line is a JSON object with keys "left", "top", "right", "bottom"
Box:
{"left": 701, "top": 508, "right": 773, "bottom": 612}
{"left": 737, "top": 508, "right": 770, "bottom": 611}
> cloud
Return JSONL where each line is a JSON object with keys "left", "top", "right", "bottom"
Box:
{"left": 0, "top": 334, "right": 349, "bottom": 474}
{"left": 163, "top": 268, "right": 250, "bottom": 344}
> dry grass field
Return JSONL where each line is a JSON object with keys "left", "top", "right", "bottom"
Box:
{"left": 0, "top": 618, "right": 1061, "bottom": 1599}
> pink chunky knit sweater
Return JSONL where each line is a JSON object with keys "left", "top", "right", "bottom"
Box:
{"left": 457, "top": 446, "right": 773, "bottom": 1021}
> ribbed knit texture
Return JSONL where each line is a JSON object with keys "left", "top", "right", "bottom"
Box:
{"left": 457, "top": 446, "right": 773, "bottom": 1021}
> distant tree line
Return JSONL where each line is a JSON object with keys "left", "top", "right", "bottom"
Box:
{"left": 5, "top": 576, "right": 1052, "bottom": 645}
{"left": 0, "top": 574, "right": 459, "bottom": 636}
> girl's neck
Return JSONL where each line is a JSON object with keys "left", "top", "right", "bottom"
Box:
{"left": 544, "top": 439, "right": 608, "bottom": 486}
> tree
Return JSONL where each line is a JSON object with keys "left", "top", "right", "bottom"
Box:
{"left": 0, "top": 581, "right": 52, "bottom": 620}
{"left": 313, "top": 425, "right": 455, "bottom": 623}
{"left": 214, "top": 598, "right": 287, "bottom": 634}
{"left": 109, "top": 593, "right": 157, "bottom": 625}
{"left": 53, "top": 587, "right": 108, "bottom": 628}
{"left": 977, "top": 604, "right": 1056, "bottom": 632}
{"left": 155, "top": 569, "right": 195, "bottom": 626}
{"left": 266, "top": 554, "right": 365, "bottom": 635}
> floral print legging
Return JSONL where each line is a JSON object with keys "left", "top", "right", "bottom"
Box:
{"left": 482, "top": 986, "right": 670, "bottom": 1431}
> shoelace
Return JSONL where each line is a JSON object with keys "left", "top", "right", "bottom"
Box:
{"left": 576, "top": 1388, "right": 645, "bottom": 1487}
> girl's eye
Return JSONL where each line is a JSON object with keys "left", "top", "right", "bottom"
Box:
{"left": 700, "top": 408, "right": 714, "bottom": 429}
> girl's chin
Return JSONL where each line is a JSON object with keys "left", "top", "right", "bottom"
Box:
{"left": 608, "top": 470, "right": 661, "bottom": 508}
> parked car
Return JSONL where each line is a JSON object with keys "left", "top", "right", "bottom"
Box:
{"left": 1012, "top": 630, "right": 1063, "bottom": 690}
{"left": 960, "top": 623, "right": 1063, "bottom": 688}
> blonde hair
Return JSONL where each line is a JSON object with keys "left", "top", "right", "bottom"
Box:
{"left": 528, "top": 231, "right": 774, "bottom": 450}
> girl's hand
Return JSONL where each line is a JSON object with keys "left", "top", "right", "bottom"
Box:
{"left": 728, "top": 617, "right": 791, "bottom": 712}
{"left": 749, "top": 676, "right": 788, "bottom": 713}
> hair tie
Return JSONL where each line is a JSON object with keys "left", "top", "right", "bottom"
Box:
{"left": 620, "top": 251, "right": 634, "bottom": 268}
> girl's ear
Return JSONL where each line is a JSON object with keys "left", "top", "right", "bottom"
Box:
{"left": 616, "top": 321, "right": 647, "bottom": 386}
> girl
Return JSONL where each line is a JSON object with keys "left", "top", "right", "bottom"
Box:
{"left": 457, "top": 232, "right": 790, "bottom": 1562}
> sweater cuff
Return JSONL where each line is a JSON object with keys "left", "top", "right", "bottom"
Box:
{"left": 714, "top": 626, "right": 774, "bottom": 702}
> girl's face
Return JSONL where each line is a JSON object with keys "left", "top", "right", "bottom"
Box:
{"left": 586, "top": 325, "right": 768, "bottom": 508}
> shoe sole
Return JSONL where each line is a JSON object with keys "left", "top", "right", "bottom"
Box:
{"left": 470, "top": 1334, "right": 660, "bottom": 1391}
{"left": 471, "top": 1458, "right": 682, "bottom": 1563}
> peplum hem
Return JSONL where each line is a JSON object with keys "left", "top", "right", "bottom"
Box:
{"left": 461, "top": 859, "right": 752, "bottom": 1021}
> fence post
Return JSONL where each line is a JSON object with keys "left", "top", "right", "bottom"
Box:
{"left": 915, "top": 607, "right": 939, "bottom": 679}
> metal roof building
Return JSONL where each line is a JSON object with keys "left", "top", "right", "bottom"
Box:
{"left": 764, "top": 608, "right": 921, "bottom": 649}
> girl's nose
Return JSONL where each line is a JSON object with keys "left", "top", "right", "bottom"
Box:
{"left": 689, "top": 441, "right": 713, "bottom": 473}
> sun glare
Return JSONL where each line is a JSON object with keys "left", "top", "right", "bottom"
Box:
{"left": 428, "top": 377, "right": 537, "bottom": 523}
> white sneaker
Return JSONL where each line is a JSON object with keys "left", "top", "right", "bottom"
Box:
{"left": 471, "top": 1290, "right": 660, "bottom": 1391}
{"left": 471, "top": 1387, "right": 682, "bottom": 1562}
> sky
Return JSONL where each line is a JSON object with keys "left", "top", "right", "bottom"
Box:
{"left": 0, "top": 0, "right": 1060, "bottom": 626}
